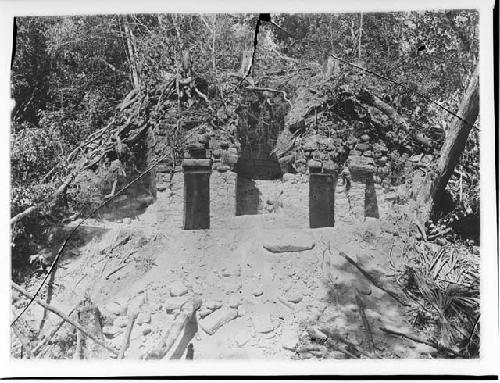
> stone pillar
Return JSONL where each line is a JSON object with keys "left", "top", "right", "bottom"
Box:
{"left": 182, "top": 158, "right": 212, "bottom": 230}
{"left": 364, "top": 174, "right": 380, "bottom": 219}
{"left": 309, "top": 160, "right": 338, "bottom": 228}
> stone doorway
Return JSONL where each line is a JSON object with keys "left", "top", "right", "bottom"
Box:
{"left": 234, "top": 89, "right": 288, "bottom": 215}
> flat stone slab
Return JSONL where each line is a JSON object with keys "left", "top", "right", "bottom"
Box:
{"left": 198, "top": 307, "right": 214, "bottom": 318}
{"left": 164, "top": 296, "right": 189, "bottom": 313}
{"left": 252, "top": 312, "right": 275, "bottom": 334}
{"left": 170, "top": 281, "right": 188, "bottom": 297}
{"left": 204, "top": 300, "right": 223, "bottom": 311}
{"left": 263, "top": 232, "right": 315, "bottom": 253}
{"left": 199, "top": 308, "right": 238, "bottom": 335}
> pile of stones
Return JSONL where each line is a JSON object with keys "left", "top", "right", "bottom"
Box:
{"left": 182, "top": 129, "right": 240, "bottom": 173}
{"left": 349, "top": 134, "right": 390, "bottom": 169}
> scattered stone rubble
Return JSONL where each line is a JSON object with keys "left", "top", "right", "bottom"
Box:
{"left": 91, "top": 230, "right": 325, "bottom": 359}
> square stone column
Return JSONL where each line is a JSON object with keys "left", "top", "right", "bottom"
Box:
{"left": 182, "top": 158, "right": 212, "bottom": 230}
{"left": 308, "top": 160, "right": 338, "bottom": 228}
{"left": 364, "top": 174, "right": 380, "bottom": 219}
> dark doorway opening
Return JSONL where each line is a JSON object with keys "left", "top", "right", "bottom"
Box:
{"left": 233, "top": 89, "right": 288, "bottom": 215}
{"left": 235, "top": 90, "right": 288, "bottom": 180}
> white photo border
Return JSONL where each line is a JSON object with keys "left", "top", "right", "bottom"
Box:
{"left": 0, "top": 0, "right": 497, "bottom": 378}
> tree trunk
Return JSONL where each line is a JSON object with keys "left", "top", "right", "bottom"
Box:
{"left": 358, "top": 12, "right": 363, "bottom": 59}
{"left": 416, "top": 64, "right": 479, "bottom": 221}
{"left": 12, "top": 282, "right": 117, "bottom": 356}
{"left": 123, "top": 18, "right": 141, "bottom": 89}
{"left": 212, "top": 15, "right": 217, "bottom": 75}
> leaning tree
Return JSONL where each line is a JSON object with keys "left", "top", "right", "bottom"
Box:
{"left": 414, "top": 64, "right": 479, "bottom": 222}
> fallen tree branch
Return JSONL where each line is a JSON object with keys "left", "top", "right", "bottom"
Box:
{"left": 84, "top": 152, "right": 107, "bottom": 170}
{"left": 11, "top": 164, "right": 85, "bottom": 226}
{"left": 32, "top": 305, "right": 79, "bottom": 357}
{"left": 66, "top": 119, "right": 116, "bottom": 163}
{"left": 161, "top": 296, "right": 202, "bottom": 359}
{"left": 413, "top": 218, "right": 428, "bottom": 241}
{"left": 320, "top": 327, "right": 375, "bottom": 359}
{"left": 10, "top": 309, "right": 34, "bottom": 360}
{"left": 118, "top": 312, "right": 138, "bottom": 359}
{"left": 380, "top": 325, "right": 460, "bottom": 356}
{"left": 12, "top": 326, "right": 33, "bottom": 359}
{"left": 427, "top": 227, "right": 452, "bottom": 240}
{"left": 326, "top": 340, "right": 359, "bottom": 359}
{"left": 39, "top": 164, "right": 61, "bottom": 184}
{"left": 355, "top": 291, "right": 375, "bottom": 354}
{"left": 73, "top": 327, "right": 83, "bottom": 359}
{"left": 340, "top": 252, "right": 408, "bottom": 306}
{"left": 11, "top": 282, "right": 118, "bottom": 357}
{"left": 193, "top": 86, "right": 215, "bottom": 113}
{"left": 358, "top": 89, "right": 411, "bottom": 132}
{"left": 357, "top": 89, "right": 432, "bottom": 148}
{"left": 143, "top": 296, "right": 202, "bottom": 359}
{"left": 118, "top": 88, "right": 139, "bottom": 111}
{"left": 105, "top": 264, "right": 128, "bottom": 280}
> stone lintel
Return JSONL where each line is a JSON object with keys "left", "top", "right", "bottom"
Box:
{"left": 182, "top": 158, "right": 212, "bottom": 171}
{"left": 308, "top": 159, "right": 339, "bottom": 175}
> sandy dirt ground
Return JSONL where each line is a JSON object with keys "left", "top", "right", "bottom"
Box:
{"left": 15, "top": 171, "right": 434, "bottom": 359}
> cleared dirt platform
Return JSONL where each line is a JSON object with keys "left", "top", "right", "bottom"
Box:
{"left": 15, "top": 170, "right": 431, "bottom": 360}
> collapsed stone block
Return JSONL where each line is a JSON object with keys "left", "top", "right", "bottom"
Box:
{"left": 199, "top": 308, "right": 238, "bottom": 335}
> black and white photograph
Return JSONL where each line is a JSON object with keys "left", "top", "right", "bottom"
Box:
{"left": 0, "top": 0, "right": 498, "bottom": 378}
